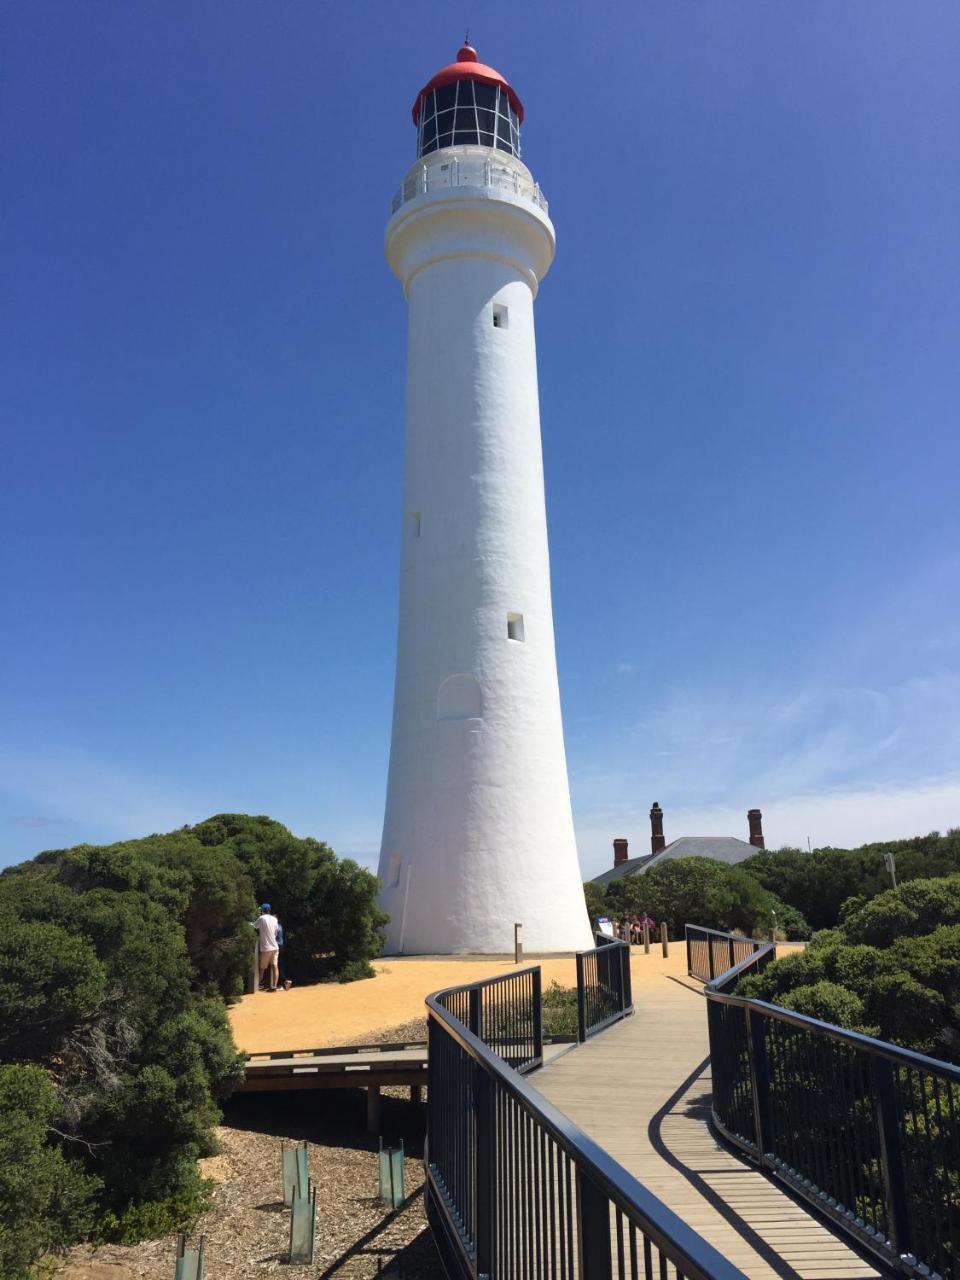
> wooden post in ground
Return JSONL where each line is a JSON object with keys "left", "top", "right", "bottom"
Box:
{"left": 366, "top": 1085, "right": 381, "bottom": 1134}
{"left": 246, "top": 937, "right": 260, "bottom": 994}
{"left": 514, "top": 921, "right": 523, "bottom": 964}
{"left": 661, "top": 922, "right": 670, "bottom": 957}
{"left": 410, "top": 1084, "right": 422, "bottom": 1105}
{"left": 642, "top": 922, "right": 650, "bottom": 955}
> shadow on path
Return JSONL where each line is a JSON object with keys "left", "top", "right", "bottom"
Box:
{"left": 646, "top": 1057, "right": 805, "bottom": 1280}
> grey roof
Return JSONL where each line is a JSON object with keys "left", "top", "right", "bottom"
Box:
{"left": 642, "top": 836, "right": 757, "bottom": 871}
{"left": 591, "top": 853, "right": 655, "bottom": 886}
{"left": 590, "top": 836, "right": 757, "bottom": 884}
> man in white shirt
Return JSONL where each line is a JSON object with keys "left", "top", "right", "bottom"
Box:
{"left": 254, "top": 903, "right": 281, "bottom": 991}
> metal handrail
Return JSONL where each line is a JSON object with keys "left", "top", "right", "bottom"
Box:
{"left": 425, "top": 971, "right": 748, "bottom": 1280}
{"left": 693, "top": 926, "right": 960, "bottom": 1279}
{"left": 685, "top": 922, "right": 768, "bottom": 983}
{"left": 709, "top": 986, "right": 960, "bottom": 1077}
{"left": 576, "top": 932, "right": 633, "bottom": 1041}
{"left": 687, "top": 923, "right": 768, "bottom": 945}
{"left": 435, "top": 962, "right": 543, "bottom": 1072}
{"left": 390, "top": 153, "right": 549, "bottom": 217}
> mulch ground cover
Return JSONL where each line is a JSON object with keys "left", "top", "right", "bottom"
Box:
{"left": 60, "top": 1067, "right": 442, "bottom": 1280}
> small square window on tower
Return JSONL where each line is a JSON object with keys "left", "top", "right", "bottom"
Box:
{"left": 507, "top": 612, "right": 525, "bottom": 642}
{"left": 493, "top": 304, "right": 509, "bottom": 329}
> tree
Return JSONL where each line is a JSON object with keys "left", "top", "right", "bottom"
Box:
{"left": 0, "top": 1064, "right": 99, "bottom": 1279}
{"left": 583, "top": 880, "right": 607, "bottom": 923}
{"left": 738, "top": 875, "right": 960, "bottom": 1062}
{"left": 0, "top": 810, "right": 388, "bottom": 1260}
{"left": 741, "top": 830, "right": 960, "bottom": 931}
{"left": 193, "top": 814, "right": 388, "bottom": 981}
{"left": 604, "top": 858, "right": 809, "bottom": 940}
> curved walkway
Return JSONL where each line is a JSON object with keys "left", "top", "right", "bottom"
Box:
{"left": 530, "top": 959, "right": 880, "bottom": 1280}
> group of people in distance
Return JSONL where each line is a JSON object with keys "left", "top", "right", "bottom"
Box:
{"left": 612, "top": 914, "right": 658, "bottom": 945}
{"left": 253, "top": 902, "right": 290, "bottom": 992}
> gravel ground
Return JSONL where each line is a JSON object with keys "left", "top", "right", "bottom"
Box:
{"left": 59, "top": 1085, "right": 443, "bottom": 1280}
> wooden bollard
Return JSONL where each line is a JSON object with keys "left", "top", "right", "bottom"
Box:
{"left": 642, "top": 922, "right": 650, "bottom": 954}
{"left": 661, "top": 922, "right": 670, "bottom": 957}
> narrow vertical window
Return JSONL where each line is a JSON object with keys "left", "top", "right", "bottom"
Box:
{"left": 493, "top": 304, "right": 508, "bottom": 329}
{"left": 388, "top": 854, "right": 402, "bottom": 888}
{"left": 507, "top": 612, "right": 525, "bottom": 642}
{"left": 411, "top": 511, "right": 421, "bottom": 538}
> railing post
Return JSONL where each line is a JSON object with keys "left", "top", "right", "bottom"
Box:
{"left": 474, "top": 1067, "right": 495, "bottom": 1275}
{"left": 576, "top": 1169, "right": 612, "bottom": 1277}
{"left": 728, "top": 936, "right": 736, "bottom": 972}
{"left": 708, "top": 938, "right": 716, "bottom": 981}
{"left": 469, "top": 986, "right": 483, "bottom": 1040}
{"left": 531, "top": 967, "right": 543, "bottom": 1063}
{"left": 685, "top": 927, "right": 692, "bottom": 976}
{"left": 747, "top": 1009, "right": 773, "bottom": 1162}
{"left": 871, "top": 1056, "right": 911, "bottom": 1258}
{"left": 575, "top": 952, "right": 587, "bottom": 1043}
{"left": 622, "top": 942, "right": 633, "bottom": 1012}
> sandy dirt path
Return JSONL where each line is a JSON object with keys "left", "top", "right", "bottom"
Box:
{"left": 229, "top": 948, "right": 693, "bottom": 1053}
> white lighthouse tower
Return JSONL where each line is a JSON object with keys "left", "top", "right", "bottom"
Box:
{"left": 377, "top": 43, "right": 592, "bottom": 955}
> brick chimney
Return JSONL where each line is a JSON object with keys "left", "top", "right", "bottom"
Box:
{"left": 747, "top": 808, "right": 765, "bottom": 849}
{"left": 613, "top": 838, "right": 629, "bottom": 868}
{"left": 650, "top": 802, "right": 666, "bottom": 854}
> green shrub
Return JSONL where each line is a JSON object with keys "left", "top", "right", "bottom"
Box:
{"left": 193, "top": 814, "right": 388, "bottom": 982}
{"left": 541, "top": 981, "right": 579, "bottom": 1038}
{"left": 861, "top": 972, "right": 944, "bottom": 1054}
{"left": 336, "top": 958, "right": 376, "bottom": 983}
{"left": 842, "top": 875, "right": 960, "bottom": 948}
{"left": 738, "top": 874, "right": 960, "bottom": 1062}
{"left": 0, "top": 1065, "right": 100, "bottom": 1279}
{"left": 777, "top": 980, "right": 868, "bottom": 1028}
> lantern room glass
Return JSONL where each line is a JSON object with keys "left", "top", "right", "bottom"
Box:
{"left": 417, "top": 79, "right": 521, "bottom": 158}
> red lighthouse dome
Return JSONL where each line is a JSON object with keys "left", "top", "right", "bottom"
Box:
{"left": 412, "top": 44, "right": 523, "bottom": 160}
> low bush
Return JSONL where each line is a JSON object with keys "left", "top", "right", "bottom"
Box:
{"left": 541, "top": 982, "right": 579, "bottom": 1038}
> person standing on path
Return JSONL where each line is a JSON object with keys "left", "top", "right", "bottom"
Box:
{"left": 254, "top": 903, "right": 281, "bottom": 991}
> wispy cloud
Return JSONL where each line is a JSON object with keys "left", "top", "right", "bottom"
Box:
{"left": 576, "top": 772, "right": 960, "bottom": 878}
{"left": 8, "top": 815, "right": 69, "bottom": 830}
{"left": 571, "top": 668, "right": 960, "bottom": 876}
{"left": 0, "top": 745, "right": 224, "bottom": 863}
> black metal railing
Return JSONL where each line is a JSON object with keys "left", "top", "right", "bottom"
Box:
{"left": 426, "top": 968, "right": 748, "bottom": 1280}
{"left": 685, "top": 923, "right": 768, "bottom": 983}
{"left": 690, "top": 926, "right": 960, "bottom": 1280}
{"left": 576, "top": 932, "right": 633, "bottom": 1042}
{"left": 436, "top": 965, "right": 543, "bottom": 1073}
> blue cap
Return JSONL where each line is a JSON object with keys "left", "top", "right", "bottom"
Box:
{"left": 260, "top": 903, "right": 271, "bottom": 912}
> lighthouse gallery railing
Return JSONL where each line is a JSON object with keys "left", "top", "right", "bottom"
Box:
{"left": 425, "top": 965, "right": 746, "bottom": 1280}
{"left": 391, "top": 154, "right": 549, "bottom": 216}
{"left": 687, "top": 924, "right": 960, "bottom": 1280}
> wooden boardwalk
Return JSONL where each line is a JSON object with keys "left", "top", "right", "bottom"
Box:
{"left": 531, "top": 966, "right": 880, "bottom": 1280}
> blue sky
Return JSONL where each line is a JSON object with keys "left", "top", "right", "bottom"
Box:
{"left": 2, "top": 2, "right": 958, "bottom": 877}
